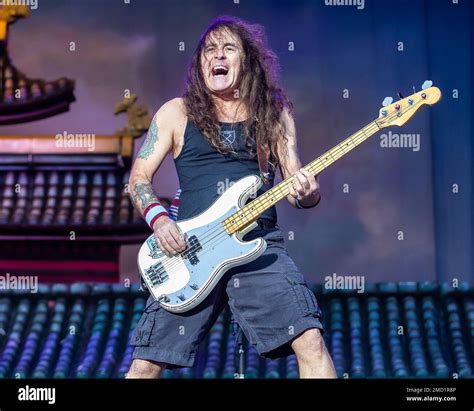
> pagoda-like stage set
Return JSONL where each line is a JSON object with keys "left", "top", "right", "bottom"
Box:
{"left": 0, "top": 4, "right": 472, "bottom": 382}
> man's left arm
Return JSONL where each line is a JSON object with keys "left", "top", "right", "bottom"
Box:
{"left": 277, "top": 109, "right": 321, "bottom": 209}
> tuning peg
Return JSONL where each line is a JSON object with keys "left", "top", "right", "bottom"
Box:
{"left": 397, "top": 91, "right": 404, "bottom": 99}
{"left": 382, "top": 97, "right": 393, "bottom": 107}
{"left": 421, "top": 80, "right": 433, "bottom": 90}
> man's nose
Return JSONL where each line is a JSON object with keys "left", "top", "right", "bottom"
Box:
{"left": 215, "top": 48, "right": 225, "bottom": 59}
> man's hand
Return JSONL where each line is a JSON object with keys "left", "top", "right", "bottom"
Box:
{"left": 287, "top": 168, "right": 320, "bottom": 207}
{"left": 153, "top": 215, "right": 187, "bottom": 256}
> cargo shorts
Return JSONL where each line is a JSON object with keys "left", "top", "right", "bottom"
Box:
{"left": 130, "top": 225, "right": 324, "bottom": 368}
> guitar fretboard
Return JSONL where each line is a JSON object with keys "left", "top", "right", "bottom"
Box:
{"left": 222, "top": 119, "right": 381, "bottom": 234}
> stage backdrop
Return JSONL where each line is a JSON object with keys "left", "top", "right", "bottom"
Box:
{"left": 2, "top": 0, "right": 472, "bottom": 284}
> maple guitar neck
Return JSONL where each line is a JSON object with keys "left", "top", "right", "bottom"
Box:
{"left": 222, "top": 84, "right": 441, "bottom": 235}
{"left": 222, "top": 119, "right": 381, "bottom": 234}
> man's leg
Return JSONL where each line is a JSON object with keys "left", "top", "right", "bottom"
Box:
{"left": 128, "top": 282, "right": 227, "bottom": 378}
{"left": 291, "top": 328, "right": 337, "bottom": 378}
{"left": 126, "top": 359, "right": 167, "bottom": 379}
{"left": 227, "top": 226, "right": 336, "bottom": 378}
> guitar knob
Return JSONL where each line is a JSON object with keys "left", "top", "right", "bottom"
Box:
{"left": 158, "top": 295, "right": 170, "bottom": 303}
{"left": 395, "top": 103, "right": 400, "bottom": 110}
{"left": 421, "top": 80, "right": 433, "bottom": 90}
{"left": 382, "top": 97, "right": 393, "bottom": 107}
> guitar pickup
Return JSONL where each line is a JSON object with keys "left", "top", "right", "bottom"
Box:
{"left": 144, "top": 262, "right": 169, "bottom": 287}
{"left": 182, "top": 235, "right": 202, "bottom": 266}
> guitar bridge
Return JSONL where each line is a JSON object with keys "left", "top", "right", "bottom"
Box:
{"left": 144, "top": 262, "right": 169, "bottom": 287}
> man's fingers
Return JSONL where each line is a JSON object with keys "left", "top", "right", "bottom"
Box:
{"left": 169, "top": 225, "right": 186, "bottom": 251}
{"left": 295, "top": 171, "right": 310, "bottom": 191}
{"left": 154, "top": 236, "right": 169, "bottom": 255}
{"left": 288, "top": 181, "right": 298, "bottom": 198}
{"left": 300, "top": 168, "right": 315, "bottom": 185}
{"left": 162, "top": 239, "right": 175, "bottom": 256}
{"left": 314, "top": 174, "right": 320, "bottom": 190}
{"left": 293, "top": 174, "right": 306, "bottom": 196}
{"left": 156, "top": 234, "right": 175, "bottom": 256}
{"left": 300, "top": 168, "right": 317, "bottom": 191}
{"left": 164, "top": 231, "right": 183, "bottom": 254}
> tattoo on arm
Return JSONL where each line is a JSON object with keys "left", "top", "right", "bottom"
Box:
{"left": 137, "top": 115, "right": 159, "bottom": 160}
{"left": 131, "top": 182, "right": 159, "bottom": 213}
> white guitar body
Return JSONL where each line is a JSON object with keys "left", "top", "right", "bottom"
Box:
{"left": 137, "top": 175, "right": 267, "bottom": 313}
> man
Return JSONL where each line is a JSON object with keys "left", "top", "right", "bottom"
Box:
{"left": 127, "top": 16, "right": 336, "bottom": 378}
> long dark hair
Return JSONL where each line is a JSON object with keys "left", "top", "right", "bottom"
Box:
{"left": 183, "top": 15, "right": 293, "bottom": 167}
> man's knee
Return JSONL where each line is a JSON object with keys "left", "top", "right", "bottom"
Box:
{"left": 291, "top": 328, "right": 325, "bottom": 359}
{"left": 126, "top": 359, "right": 167, "bottom": 379}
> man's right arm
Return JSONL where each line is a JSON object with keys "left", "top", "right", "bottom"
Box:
{"left": 129, "top": 98, "right": 186, "bottom": 255}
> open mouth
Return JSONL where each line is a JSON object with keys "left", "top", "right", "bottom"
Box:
{"left": 211, "top": 65, "right": 229, "bottom": 77}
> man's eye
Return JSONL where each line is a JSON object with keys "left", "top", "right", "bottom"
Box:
{"left": 206, "top": 47, "right": 215, "bottom": 52}
{"left": 225, "top": 46, "right": 235, "bottom": 51}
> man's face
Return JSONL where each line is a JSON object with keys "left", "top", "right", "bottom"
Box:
{"left": 200, "top": 28, "right": 243, "bottom": 96}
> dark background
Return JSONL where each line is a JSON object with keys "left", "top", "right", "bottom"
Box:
{"left": 2, "top": 0, "right": 472, "bottom": 284}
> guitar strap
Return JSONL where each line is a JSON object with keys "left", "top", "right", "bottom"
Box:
{"left": 257, "top": 143, "right": 271, "bottom": 185}
{"left": 253, "top": 118, "right": 274, "bottom": 185}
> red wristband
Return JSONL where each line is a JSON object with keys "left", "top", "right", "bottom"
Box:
{"left": 143, "top": 202, "right": 161, "bottom": 218}
{"left": 149, "top": 212, "right": 169, "bottom": 229}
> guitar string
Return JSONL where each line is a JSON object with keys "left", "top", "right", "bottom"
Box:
{"left": 147, "top": 102, "right": 419, "bottom": 283}
{"left": 228, "top": 122, "right": 379, "bottom": 226}
{"left": 145, "top": 100, "right": 423, "bottom": 285}
{"left": 145, "top": 122, "right": 374, "bottom": 285}
{"left": 150, "top": 122, "right": 379, "bottom": 276}
{"left": 222, "top": 97, "right": 424, "bottom": 232}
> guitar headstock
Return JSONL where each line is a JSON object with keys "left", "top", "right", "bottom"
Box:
{"left": 377, "top": 81, "right": 442, "bottom": 129}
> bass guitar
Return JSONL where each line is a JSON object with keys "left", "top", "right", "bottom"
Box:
{"left": 137, "top": 82, "right": 441, "bottom": 312}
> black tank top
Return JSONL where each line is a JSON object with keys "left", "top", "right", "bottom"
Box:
{"left": 174, "top": 120, "right": 277, "bottom": 224}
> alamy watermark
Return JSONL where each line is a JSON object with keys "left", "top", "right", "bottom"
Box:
{"left": 324, "top": 0, "right": 364, "bottom": 10}
{"left": 18, "top": 385, "right": 55, "bottom": 405}
{"left": 0, "top": 273, "right": 38, "bottom": 294}
{"left": 217, "top": 178, "right": 258, "bottom": 199}
{"left": 324, "top": 273, "right": 365, "bottom": 293}
{"left": 0, "top": 0, "right": 38, "bottom": 10}
{"left": 380, "top": 131, "right": 420, "bottom": 152}
{"left": 55, "top": 131, "right": 96, "bottom": 152}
